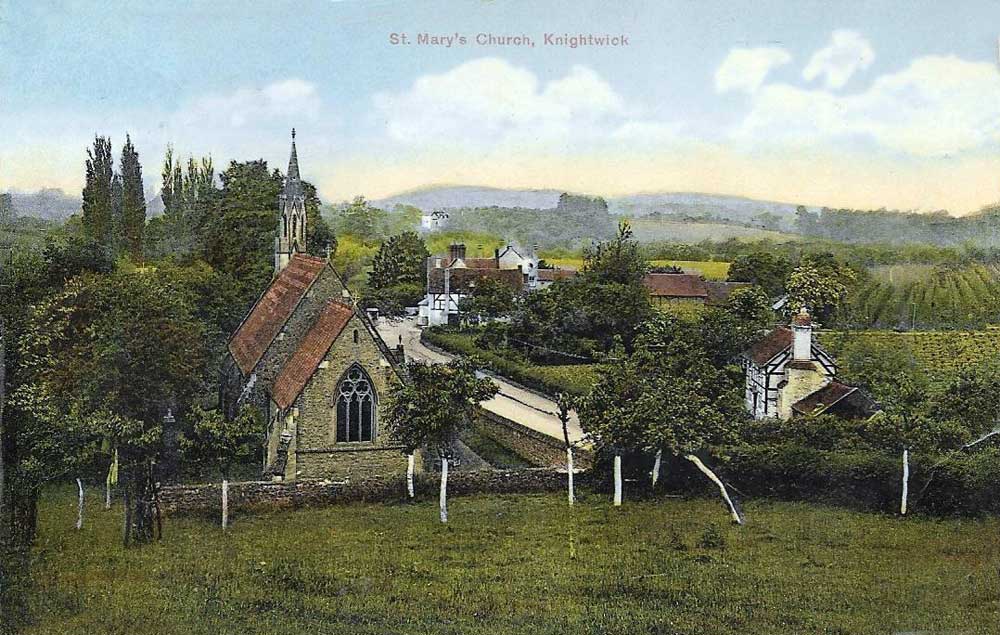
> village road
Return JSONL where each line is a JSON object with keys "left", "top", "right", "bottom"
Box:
{"left": 376, "top": 317, "right": 586, "bottom": 445}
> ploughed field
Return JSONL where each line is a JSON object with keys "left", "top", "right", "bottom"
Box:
{"left": 12, "top": 487, "right": 1000, "bottom": 634}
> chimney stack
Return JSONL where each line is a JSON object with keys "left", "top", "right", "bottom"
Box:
{"left": 449, "top": 243, "right": 466, "bottom": 262}
{"left": 791, "top": 307, "right": 812, "bottom": 361}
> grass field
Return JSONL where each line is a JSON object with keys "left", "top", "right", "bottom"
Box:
{"left": 542, "top": 258, "right": 731, "bottom": 280}
{"left": 629, "top": 218, "right": 800, "bottom": 244}
{"left": 13, "top": 487, "right": 1000, "bottom": 634}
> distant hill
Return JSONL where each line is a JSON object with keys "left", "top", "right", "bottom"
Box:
{"left": 610, "top": 192, "right": 808, "bottom": 230}
{"left": 5, "top": 187, "right": 165, "bottom": 221}
{"left": 373, "top": 185, "right": 564, "bottom": 211}
{"left": 373, "top": 185, "right": 810, "bottom": 231}
{"left": 8, "top": 188, "right": 81, "bottom": 221}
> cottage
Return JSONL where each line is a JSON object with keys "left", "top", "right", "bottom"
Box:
{"left": 740, "top": 308, "right": 874, "bottom": 420}
{"left": 418, "top": 243, "right": 528, "bottom": 326}
{"left": 221, "top": 132, "right": 406, "bottom": 482}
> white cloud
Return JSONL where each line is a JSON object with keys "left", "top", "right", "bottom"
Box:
{"left": 714, "top": 47, "right": 792, "bottom": 94}
{"left": 738, "top": 55, "right": 1000, "bottom": 157}
{"left": 172, "top": 78, "right": 322, "bottom": 129}
{"left": 803, "top": 30, "right": 875, "bottom": 89}
{"left": 373, "top": 58, "right": 645, "bottom": 147}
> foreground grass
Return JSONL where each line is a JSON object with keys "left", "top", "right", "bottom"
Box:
{"left": 18, "top": 488, "right": 1000, "bottom": 634}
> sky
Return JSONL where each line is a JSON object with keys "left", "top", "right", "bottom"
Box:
{"left": 1, "top": 0, "right": 1000, "bottom": 213}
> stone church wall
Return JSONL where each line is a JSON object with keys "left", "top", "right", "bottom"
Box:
{"left": 291, "top": 312, "right": 405, "bottom": 480}
{"left": 474, "top": 409, "right": 593, "bottom": 470}
{"left": 159, "top": 468, "right": 570, "bottom": 516}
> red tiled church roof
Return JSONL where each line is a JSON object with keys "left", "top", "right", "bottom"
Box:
{"left": 642, "top": 273, "right": 708, "bottom": 298}
{"left": 745, "top": 326, "right": 793, "bottom": 365}
{"left": 229, "top": 254, "right": 327, "bottom": 375}
{"left": 271, "top": 300, "right": 355, "bottom": 409}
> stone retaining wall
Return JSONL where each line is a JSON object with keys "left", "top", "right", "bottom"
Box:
{"left": 475, "top": 409, "right": 593, "bottom": 470}
{"left": 159, "top": 467, "right": 571, "bottom": 516}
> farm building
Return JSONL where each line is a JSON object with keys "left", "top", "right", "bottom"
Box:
{"left": 741, "top": 308, "right": 875, "bottom": 420}
{"left": 642, "top": 273, "right": 750, "bottom": 307}
{"left": 221, "top": 132, "right": 407, "bottom": 482}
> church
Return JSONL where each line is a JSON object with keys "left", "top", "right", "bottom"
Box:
{"left": 221, "top": 131, "right": 408, "bottom": 482}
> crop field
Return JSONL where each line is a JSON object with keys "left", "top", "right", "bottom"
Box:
{"left": 10, "top": 487, "right": 999, "bottom": 635}
{"left": 848, "top": 264, "right": 1000, "bottom": 329}
{"left": 629, "top": 218, "right": 800, "bottom": 244}
{"left": 819, "top": 329, "right": 1000, "bottom": 380}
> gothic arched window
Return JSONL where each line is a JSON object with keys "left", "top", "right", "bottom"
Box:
{"left": 291, "top": 216, "right": 298, "bottom": 243}
{"left": 282, "top": 214, "right": 287, "bottom": 237}
{"left": 335, "top": 364, "right": 375, "bottom": 442}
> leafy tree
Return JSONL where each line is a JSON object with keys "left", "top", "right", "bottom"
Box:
{"left": 582, "top": 219, "right": 647, "bottom": 286}
{"left": 369, "top": 231, "right": 429, "bottom": 290}
{"left": 303, "top": 181, "right": 335, "bottom": 257}
{"left": 727, "top": 252, "right": 791, "bottom": 297}
{"left": 509, "top": 221, "right": 652, "bottom": 357}
{"left": 577, "top": 327, "right": 744, "bottom": 521}
{"left": 153, "top": 148, "right": 218, "bottom": 258}
{"left": 385, "top": 360, "right": 496, "bottom": 522}
{"left": 181, "top": 405, "right": 259, "bottom": 529}
{"left": 81, "top": 136, "right": 115, "bottom": 248}
{"left": 785, "top": 262, "right": 852, "bottom": 323}
{"left": 119, "top": 135, "right": 146, "bottom": 261}
{"left": 458, "top": 276, "right": 517, "bottom": 322}
{"left": 202, "top": 160, "right": 282, "bottom": 300}
{"left": 361, "top": 283, "right": 424, "bottom": 318}
{"left": 41, "top": 233, "right": 114, "bottom": 288}
{"left": 16, "top": 270, "right": 208, "bottom": 545}
{"left": 337, "top": 196, "right": 388, "bottom": 243}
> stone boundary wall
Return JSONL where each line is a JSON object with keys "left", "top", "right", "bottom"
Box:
{"left": 475, "top": 409, "right": 593, "bottom": 470}
{"left": 159, "top": 468, "right": 571, "bottom": 517}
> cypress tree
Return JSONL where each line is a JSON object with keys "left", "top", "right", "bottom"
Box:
{"left": 119, "top": 135, "right": 146, "bottom": 261}
{"left": 81, "top": 136, "right": 114, "bottom": 247}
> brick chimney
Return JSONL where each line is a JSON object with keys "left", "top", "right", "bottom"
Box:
{"left": 449, "top": 243, "right": 466, "bottom": 263}
{"left": 792, "top": 306, "right": 812, "bottom": 361}
{"left": 778, "top": 307, "right": 830, "bottom": 419}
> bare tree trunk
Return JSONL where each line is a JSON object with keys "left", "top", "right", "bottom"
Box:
{"left": 566, "top": 447, "right": 575, "bottom": 506}
{"left": 75, "top": 478, "right": 84, "bottom": 530}
{"left": 439, "top": 456, "right": 448, "bottom": 523}
{"left": 900, "top": 448, "right": 909, "bottom": 516}
{"left": 221, "top": 479, "right": 229, "bottom": 531}
{"left": 105, "top": 479, "right": 111, "bottom": 511}
{"left": 613, "top": 455, "right": 622, "bottom": 506}
{"left": 0, "top": 320, "right": 6, "bottom": 545}
{"left": 407, "top": 453, "right": 415, "bottom": 499}
{"left": 651, "top": 449, "right": 662, "bottom": 488}
{"left": 685, "top": 455, "right": 743, "bottom": 525}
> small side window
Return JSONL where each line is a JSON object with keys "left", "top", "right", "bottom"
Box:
{"left": 353, "top": 329, "right": 359, "bottom": 344}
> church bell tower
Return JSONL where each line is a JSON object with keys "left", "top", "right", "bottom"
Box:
{"left": 275, "top": 129, "right": 307, "bottom": 273}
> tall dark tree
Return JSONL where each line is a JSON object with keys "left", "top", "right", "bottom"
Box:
{"left": 81, "top": 136, "right": 114, "bottom": 248}
{"left": 369, "top": 231, "right": 430, "bottom": 289}
{"left": 119, "top": 135, "right": 147, "bottom": 261}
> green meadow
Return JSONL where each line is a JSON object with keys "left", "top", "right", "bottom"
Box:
{"left": 10, "top": 487, "right": 1000, "bottom": 635}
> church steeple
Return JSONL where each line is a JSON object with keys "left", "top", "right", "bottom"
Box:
{"left": 275, "top": 129, "right": 308, "bottom": 274}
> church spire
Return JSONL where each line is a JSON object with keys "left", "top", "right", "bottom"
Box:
{"left": 284, "top": 128, "right": 302, "bottom": 196}
{"left": 275, "top": 129, "right": 307, "bottom": 274}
